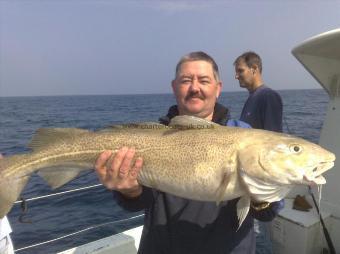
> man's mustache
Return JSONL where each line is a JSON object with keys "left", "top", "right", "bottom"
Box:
{"left": 185, "top": 93, "right": 204, "bottom": 101}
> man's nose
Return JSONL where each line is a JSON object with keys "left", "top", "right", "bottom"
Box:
{"left": 189, "top": 79, "right": 200, "bottom": 91}
{"left": 235, "top": 73, "right": 239, "bottom": 79}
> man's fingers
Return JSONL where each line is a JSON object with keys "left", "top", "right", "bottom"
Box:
{"left": 129, "top": 157, "right": 143, "bottom": 179}
{"left": 111, "top": 147, "right": 129, "bottom": 174}
{"left": 95, "top": 151, "right": 112, "bottom": 174}
{"left": 119, "top": 147, "right": 136, "bottom": 178}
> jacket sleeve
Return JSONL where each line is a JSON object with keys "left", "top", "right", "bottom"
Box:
{"left": 113, "top": 186, "right": 155, "bottom": 212}
{"left": 226, "top": 119, "right": 251, "bottom": 128}
{"left": 250, "top": 199, "right": 285, "bottom": 221}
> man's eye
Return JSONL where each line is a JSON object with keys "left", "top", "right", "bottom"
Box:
{"left": 201, "top": 80, "right": 210, "bottom": 85}
{"left": 181, "top": 79, "right": 192, "bottom": 84}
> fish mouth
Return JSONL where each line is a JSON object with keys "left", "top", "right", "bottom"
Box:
{"left": 303, "top": 161, "right": 334, "bottom": 185}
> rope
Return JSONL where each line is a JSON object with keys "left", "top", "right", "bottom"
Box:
{"left": 14, "top": 214, "right": 144, "bottom": 252}
{"left": 14, "top": 184, "right": 103, "bottom": 204}
{"left": 308, "top": 186, "right": 335, "bottom": 254}
{"left": 283, "top": 114, "right": 292, "bottom": 135}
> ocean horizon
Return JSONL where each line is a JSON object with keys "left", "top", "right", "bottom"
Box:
{"left": 0, "top": 88, "right": 324, "bottom": 98}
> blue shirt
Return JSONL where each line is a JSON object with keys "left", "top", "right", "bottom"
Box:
{"left": 240, "top": 85, "right": 282, "bottom": 132}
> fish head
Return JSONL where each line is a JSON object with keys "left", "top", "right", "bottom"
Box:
{"left": 238, "top": 132, "right": 335, "bottom": 186}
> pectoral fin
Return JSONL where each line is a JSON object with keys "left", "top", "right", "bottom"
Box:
{"left": 38, "top": 163, "right": 92, "bottom": 189}
{"left": 236, "top": 196, "right": 251, "bottom": 231}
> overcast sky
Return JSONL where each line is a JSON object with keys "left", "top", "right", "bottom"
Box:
{"left": 1, "top": 0, "right": 339, "bottom": 97}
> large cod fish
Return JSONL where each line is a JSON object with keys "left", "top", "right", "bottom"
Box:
{"left": 0, "top": 116, "right": 335, "bottom": 227}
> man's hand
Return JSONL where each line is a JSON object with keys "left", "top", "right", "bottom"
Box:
{"left": 95, "top": 147, "right": 143, "bottom": 198}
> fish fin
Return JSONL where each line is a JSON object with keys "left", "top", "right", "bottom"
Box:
{"left": 38, "top": 163, "right": 92, "bottom": 189}
{"left": 169, "top": 115, "right": 219, "bottom": 129}
{"left": 28, "top": 128, "right": 89, "bottom": 151}
{"left": 0, "top": 175, "right": 30, "bottom": 218}
{"left": 236, "top": 196, "right": 251, "bottom": 231}
{"left": 216, "top": 171, "right": 231, "bottom": 205}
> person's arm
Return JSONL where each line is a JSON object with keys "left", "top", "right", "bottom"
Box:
{"left": 95, "top": 147, "right": 153, "bottom": 211}
{"left": 113, "top": 186, "right": 154, "bottom": 212}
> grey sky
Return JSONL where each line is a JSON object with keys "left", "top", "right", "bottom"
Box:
{"left": 1, "top": 0, "right": 339, "bottom": 97}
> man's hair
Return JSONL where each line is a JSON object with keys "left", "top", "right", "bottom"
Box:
{"left": 233, "top": 51, "right": 262, "bottom": 73}
{"left": 175, "top": 51, "right": 220, "bottom": 82}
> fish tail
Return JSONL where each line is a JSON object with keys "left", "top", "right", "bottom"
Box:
{"left": 0, "top": 154, "right": 31, "bottom": 218}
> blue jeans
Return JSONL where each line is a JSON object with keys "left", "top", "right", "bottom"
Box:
{"left": 254, "top": 219, "right": 273, "bottom": 254}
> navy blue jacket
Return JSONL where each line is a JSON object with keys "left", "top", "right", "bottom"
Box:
{"left": 240, "top": 85, "right": 282, "bottom": 132}
{"left": 114, "top": 103, "right": 281, "bottom": 254}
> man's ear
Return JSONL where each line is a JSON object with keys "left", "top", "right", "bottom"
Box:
{"left": 171, "top": 80, "right": 176, "bottom": 94}
{"left": 251, "top": 65, "right": 259, "bottom": 75}
{"left": 216, "top": 82, "right": 222, "bottom": 98}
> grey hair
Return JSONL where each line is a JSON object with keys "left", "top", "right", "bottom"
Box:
{"left": 233, "top": 51, "right": 262, "bottom": 73}
{"left": 175, "top": 51, "right": 220, "bottom": 82}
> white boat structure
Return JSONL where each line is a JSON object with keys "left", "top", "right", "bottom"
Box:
{"left": 54, "top": 28, "right": 340, "bottom": 254}
{"left": 58, "top": 226, "right": 143, "bottom": 254}
{"left": 284, "top": 28, "right": 340, "bottom": 254}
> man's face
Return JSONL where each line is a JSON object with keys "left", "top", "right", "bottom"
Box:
{"left": 235, "top": 60, "right": 255, "bottom": 89}
{"left": 172, "top": 60, "right": 221, "bottom": 120}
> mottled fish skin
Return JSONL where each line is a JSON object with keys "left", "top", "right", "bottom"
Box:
{"left": 0, "top": 116, "right": 335, "bottom": 226}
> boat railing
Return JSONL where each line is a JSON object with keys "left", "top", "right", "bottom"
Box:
{"left": 12, "top": 184, "right": 145, "bottom": 253}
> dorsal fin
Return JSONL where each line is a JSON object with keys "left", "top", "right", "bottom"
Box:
{"left": 28, "top": 128, "right": 89, "bottom": 151}
{"left": 169, "top": 115, "right": 219, "bottom": 129}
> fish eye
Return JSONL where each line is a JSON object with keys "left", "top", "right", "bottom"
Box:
{"left": 290, "top": 145, "right": 302, "bottom": 153}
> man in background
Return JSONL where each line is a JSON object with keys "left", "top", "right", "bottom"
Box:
{"left": 234, "top": 51, "right": 283, "bottom": 254}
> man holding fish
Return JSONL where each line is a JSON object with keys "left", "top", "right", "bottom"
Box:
{"left": 0, "top": 52, "right": 334, "bottom": 254}
{"left": 95, "top": 51, "right": 285, "bottom": 254}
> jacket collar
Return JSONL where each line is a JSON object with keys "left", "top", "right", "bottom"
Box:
{"left": 159, "top": 103, "right": 230, "bottom": 125}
